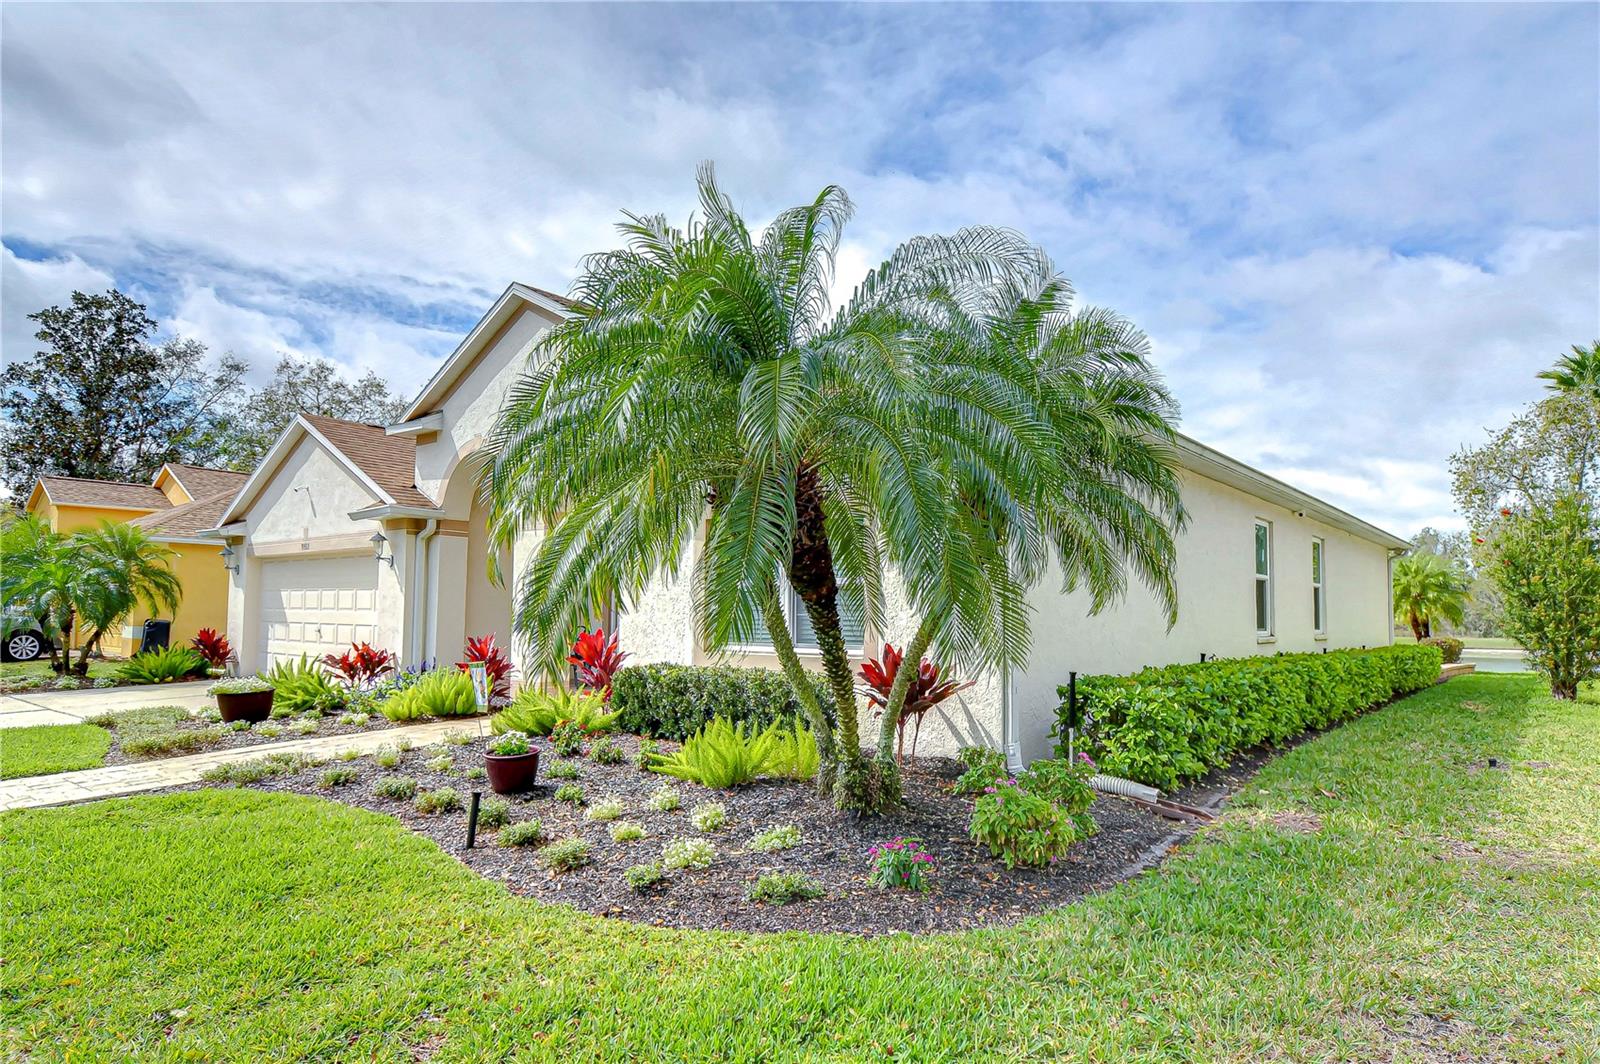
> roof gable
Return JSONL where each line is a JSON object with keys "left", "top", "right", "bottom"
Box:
{"left": 29, "top": 476, "right": 171, "bottom": 512}
{"left": 156, "top": 463, "right": 249, "bottom": 504}
{"left": 398, "top": 282, "right": 573, "bottom": 423}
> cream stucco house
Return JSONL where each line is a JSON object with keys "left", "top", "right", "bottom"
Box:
{"left": 205, "top": 282, "right": 1408, "bottom": 766}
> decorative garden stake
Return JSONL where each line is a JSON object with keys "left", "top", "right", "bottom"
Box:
{"left": 465, "top": 791, "right": 482, "bottom": 849}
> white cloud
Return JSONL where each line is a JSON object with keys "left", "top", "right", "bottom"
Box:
{"left": 1, "top": 247, "right": 116, "bottom": 367}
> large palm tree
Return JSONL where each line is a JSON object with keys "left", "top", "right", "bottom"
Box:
{"left": 483, "top": 165, "right": 1184, "bottom": 811}
{"left": 1392, "top": 552, "right": 1470, "bottom": 640}
{"left": 1537, "top": 341, "right": 1600, "bottom": 402}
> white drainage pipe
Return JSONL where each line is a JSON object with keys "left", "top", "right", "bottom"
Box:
{"left": 1089, "top": 774, "right": 1161, "bottom": 803}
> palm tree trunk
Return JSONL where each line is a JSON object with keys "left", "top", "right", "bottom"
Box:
{"left": 1409, "top": 609, "right": 1425, "bottom": 642}
{"left": 760, "top": 580, "right": 836, "bottom": 792}
{"left": 876, "top": 620, "right": 933, "bottom": 761}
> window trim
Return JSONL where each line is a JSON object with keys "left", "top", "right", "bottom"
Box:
{"left": 1254, "top": 518, "right": 1274, "bottom": 639}
{"left": 1312, "top": 536, "right": 1328, "bottom": 638}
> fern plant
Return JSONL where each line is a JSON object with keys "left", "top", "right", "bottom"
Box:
{"left": 648, "top": 717, "right": 813, "bottom": 788}
{"left": 379, "top": 668, "right": 478, "bottom": 720}
{"left": 117, "top": 645, "right": 207, "bottom": 684}
{"left": 490, "top": 686, "right": 618, "bottom": 736}
{"left": 264, "top": 655, "right": 345, "bottom": 714}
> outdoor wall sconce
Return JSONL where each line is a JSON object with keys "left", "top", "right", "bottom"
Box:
{"left": 220, "top": 543, "right": 241, "bottom": 575}
{"left": 371, "top": 531, "right": 395, "bottom": 569}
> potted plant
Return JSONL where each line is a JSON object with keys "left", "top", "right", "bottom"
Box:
{"left": 484, "top": 730, "right": 539, "bottom": 794}
{"left": 209, "top": 675, "right": 276, "bottom": 723}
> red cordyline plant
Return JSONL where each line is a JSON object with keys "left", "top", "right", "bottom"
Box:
{"left": 190, "top": 628, "right": 232, "bottom": 669}
{"left": 567, "top": 627, "right": 627, "bottom": 700}
{"left": 323, "top": 642, "right": 396, "bottom": 686}
{"left": 858, "top": 643, "right": 976, "bottom": 764}
{"left": 457, "top": 633, "right": 514, "bottom": 707}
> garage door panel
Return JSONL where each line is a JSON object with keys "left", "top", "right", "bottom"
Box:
{"left": 258, "top": 556, "right": 380, "bottom": 667}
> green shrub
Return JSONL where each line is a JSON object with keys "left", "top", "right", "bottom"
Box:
{"left": 748, "top": 824, "right": 801, "bottom": 853}
{"left": 748, "top": 871, "right": 824, "bottom": 905}
{"left": 690, "top": 801, "right": 727, "bottom": 832}
{"left": 265, "top": 656, "right": 346, "bottom": 714}
{"left": 199, "top": 752, "right": 316, "bottom": 786}
{"left": 549, "top": 720, "right": 589, "bottom": 758}
{"left": 539, "top": 837, "right": 591, "bottom": 872}
{"left": 554, "top": 783, "right": 585, "bottom": 805}
{"left": 380, "top": 669, "right": 478, "bottom": 720}
{"left": 609, "top": 820, "right": 646, "bottom": 842}
{"left": 117, "top": 646, "right": 207, "bottom": 684}
{"left": 425, "top": 753, "right": 455, "bottom": 774}
{"left": 646, "top": 785, "right": 682, "bottom": 812}
{"left": 373, "top": 776, "right": 417, "bottom": 800}
{"left": 414, "top": 787, "right": 462, "bottom": 814}
{"left": 585, "top": 798, "right": 625, "bottom": 821}
{"left": 225, "top": 719, "right": 251, "bottom": 733}
{"left": 486, "top": 731, "right": 532, "bottom": 757}
{"left": 545, "top": 760, "right": 580, "bottom": 780}
{"left": 867, "top": 837, "right": 934, "bottom": 891}
{"left": 464, "top": 766, "right": 487, "bottom": 781}
{"left": 87, "top": 705, "right": 185, "bottom": 730}
{"left": 477, "top": 796, "right": 512, "bottom": 829}
{"left": 763, "top": 722, "right": 820, "bottom": 781}
{"left": 373, "top": 745, "right": 404, "bottom": 769}
{"left": 590, "top": 737, "right": 626, "bottom": 765}
{"left": 648, "top": 717, "right": 815, "bottom": 788}
{"left": 318, "top": 767, "right": 358, "bottom": 789}
{"left": 662, "top": 838, "right": 714, "bottom": 870}
{"left": 1018, "top": 756, "right": 1098, "bottom": 837}
{"left": 1065, "top": 645, "right": 1443, "bottom": 790}
{"left": 610, "top": 664, "right": 830, "bottom": 740}
{"left": 288, "top": 718, "right": 319, "bottom": 736}
{"left": 498, "top": 820, "right": 545, "bottom": 847}
{"left": 441, "top": 730, "right": 473, "bottom": 746}
{"left": 1420, "top": 636, "right": 1465, "bottom": 664}
{"left": 334, "top": 748, "right": 361, "bottom": 762}
{"left": 969, "top": 780, "right": 1085, "bottom": 869}
{"left": 491, "top": 687, "right": 617, "bottom": 736}
{"left": 336, "top": 711, "right": 370, "bottom": 727}
{"left": 636, "top": 737, "right": 660, "bottom": 771}
{"left": 623, "top": 862, "right": 665, "bottom": 891}
{"left": 255, "top": 722, "right": 283, "bottom": 738}
{"left": 952, "top": 746, "right": 1007, "bottom": 796}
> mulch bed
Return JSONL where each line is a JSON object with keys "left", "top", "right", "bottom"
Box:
{"left": 237, "top": 733, "right": 1197, "bottom": 935}
{"left": 97, "top": 711, "right": 407, "bottom": 767}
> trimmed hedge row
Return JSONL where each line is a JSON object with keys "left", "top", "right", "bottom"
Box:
{"left": 610, "top": 664, "right": 831, "bottom": 741}
{"left": 1058, "top": 645, "right": 1442, "bottom": 791}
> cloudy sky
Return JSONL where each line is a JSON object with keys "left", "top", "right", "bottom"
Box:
{"left": 3, "top": 3, "right": 1596, "bottom": 535}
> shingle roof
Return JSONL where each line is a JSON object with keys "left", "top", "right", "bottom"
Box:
{"left": 128, "top": 490, "right": 238, "bottom": 537}
{"left": 36, "top": 476, "right": 171, "bottom": 511}
{"left": 523, "top": 284, "right": 577, "bottom": 309}
{"left": 301, "top": 414, "right": 439, "bottom": 509}
{"left": 162, "top": 463, "right": 249, "bottom": 500}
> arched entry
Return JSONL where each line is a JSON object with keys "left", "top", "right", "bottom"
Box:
{"left": 427, "top": 450, "right": 513, "bottom": 666}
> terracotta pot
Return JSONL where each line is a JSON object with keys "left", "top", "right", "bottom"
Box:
{"left": 216, "top": 689, "right": 275, "bottom": 723}
{"left": 484, "top": 750, "right": 540, "bottom": 794}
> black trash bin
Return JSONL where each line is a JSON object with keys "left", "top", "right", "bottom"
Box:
{"left": 139, "top": 619, "right": 172, "bottom": 654}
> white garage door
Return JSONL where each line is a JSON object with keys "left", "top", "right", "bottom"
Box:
{"left": 258, "top": 556, "right": 379, "bottom": 667}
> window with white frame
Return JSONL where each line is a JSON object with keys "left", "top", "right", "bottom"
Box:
{"left": 743, "top": 585, "right": 866, "bottom": 653}
{"left": 1311, "top": 538, "right": 1327, "bottom": 635}
{"left": 1254, "top": 520, "right": 1273, "bottom": 636}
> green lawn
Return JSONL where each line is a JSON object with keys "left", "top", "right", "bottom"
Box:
{"left": 3, "top": 675, "right": 1596, "bottom": 1061}
{"left": 0, "top": 722, "right": 111, "bottom": 779}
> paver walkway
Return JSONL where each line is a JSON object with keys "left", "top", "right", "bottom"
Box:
{"left": 0, "top": 719, "right": 483, "bottom": 812}
{"left": 0, "top": 680, "right": 214, "bottom": 730}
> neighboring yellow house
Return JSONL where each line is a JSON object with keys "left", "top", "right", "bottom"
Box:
{"left": 24, "top": 464, "right": 248, "bottom": 658}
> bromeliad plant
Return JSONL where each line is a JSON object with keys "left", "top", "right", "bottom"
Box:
{"left": 482, "top": 165, "right": 1184, "bottom": 815}
{"left": 457, "top": 634, "right": 514, "bottom": 707}
{"left": 858, "top": 643, "right": 975, "bottom": 764}
{"left": 568, "top": 627, "right": 627, "bottom": 700}
{"left": 322, "top": 642, "right": 395, "bottom": 687}
{"left": 190, "top": 628, "right": 232, "bottom": 670}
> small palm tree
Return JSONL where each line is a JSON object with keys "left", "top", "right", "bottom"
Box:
{"left": 0, "top": 512, "right": 78, "bottom": 673}
{"left": 1392, "top": 552, "right": 1470, "bottom": 640}
{"left": 1537, "top": 341, "right": 1600, "bottom": 401}
{"left": 71, "top": 523, "right": 182, "bottom": 673}
{"left": 484, "top": 165, "right": 1184, "bottom": 812}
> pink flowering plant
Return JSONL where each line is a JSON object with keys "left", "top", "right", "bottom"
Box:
{"left": 867, "top": 837, "right": 934, "bottom": 892}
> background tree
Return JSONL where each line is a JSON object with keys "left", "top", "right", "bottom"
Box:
{"left": 1, "top": 290, "right": 248, "bottom": 491}
{"left": 1392, "top": 552, "right": 1470, "bottom": 639}
{"left": 483, "top": 165, "right": 1184, "bottom": 813}
{"left": 1409, "top": 525, "right": 1503, "bottom": 636}
{"left": 1537, "top": 340, "right": 1600, "bottom": 401}
{"left": 1487, "top": 494, "right": 1600, "bottom": 700}
{"left": 217, "top": 354, "right": 411, "bottom": 468}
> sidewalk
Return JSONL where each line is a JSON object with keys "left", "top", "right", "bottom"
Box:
{"left": 0, "top": 680, "right": 214, "bottom": 730}
{"left": 0, "top": 718, "right": 482, "bottom": 812}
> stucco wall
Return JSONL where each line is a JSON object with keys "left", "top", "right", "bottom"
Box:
{"left": 244, "top": 437, "right": 384, "bottom": 544}
{"left": 112, "top": 541, "right": 231, "bottom": 657}
{"left": 1007, "top": 469, "right": 1397, "bottom": 764}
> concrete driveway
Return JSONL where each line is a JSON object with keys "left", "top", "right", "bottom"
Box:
{"left": 0, "top": 681, "right": 213, "bottom": 730}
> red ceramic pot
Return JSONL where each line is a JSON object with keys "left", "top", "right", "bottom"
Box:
{"left": 216, "top": 689, "right": 275, "bottom": 723}
{"left": 484, "top": 749, "right": 540, "bottom": 794}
